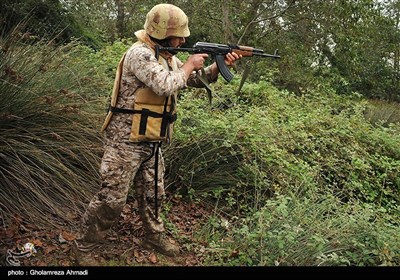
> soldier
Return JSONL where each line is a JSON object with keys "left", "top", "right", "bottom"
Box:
{"left": 75, "top": 3, "right": 241, "bottom": 260}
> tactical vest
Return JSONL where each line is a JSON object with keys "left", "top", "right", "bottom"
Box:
{"left": 100, "top": 42, "right": 178, "bottom": 143}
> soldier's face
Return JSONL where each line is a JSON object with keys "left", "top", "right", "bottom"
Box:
{"left": 169, "top": 36, "right": 186, "bottom": 48}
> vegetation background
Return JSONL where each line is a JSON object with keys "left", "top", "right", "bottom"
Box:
{"left": 0, "top": 0, "right": 399, "bottom": 266}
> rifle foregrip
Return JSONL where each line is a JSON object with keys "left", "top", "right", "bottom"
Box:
{"left": 215, "top": 54, "right": 234, "bottom": 82}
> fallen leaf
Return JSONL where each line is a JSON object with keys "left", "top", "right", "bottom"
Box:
{"left": 132, "top": 237, "right": 140, "bottom": 245}
{"left": 58, "top": 233, "right": 67, "bottom": 243}
{"left": 31, "top": 239, "right": 43, "bottom": 247}
{"left": 229, "top": 250, "right": 239, "bottom": 258}
{"left": 44, "top": 245, "right": 58, "bottom": 254}
{"left": 59, "top": 260, "right": 71, "bottom": 266}
{"left": 61, "top": 231, "right": 75, "bottom": 241}
{"left": 149, "top": 253, "right": 158, "bottom": 264}
{"left": 61, "top": 244, "right": 70, "bottom": 253}
{"left": 35, "top": 261, "right": 47, "bottom": 266}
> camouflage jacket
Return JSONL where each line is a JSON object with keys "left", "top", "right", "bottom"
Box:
{"left": 104, "top": 30, "right": 218, "bottom": 144}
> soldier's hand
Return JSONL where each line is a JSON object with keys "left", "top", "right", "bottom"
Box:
{"left": 186, "top": 53, "right": 209, "bottom": 71}
{"left": 225, "top": 52, "right": 241, "bottom": 67}
{"left": 182, "top": 53, "right": 208, "bottom": 78}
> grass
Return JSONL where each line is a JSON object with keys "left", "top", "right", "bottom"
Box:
{"left": 364, "top": 99, "right": 400, "bottom": 126}
{"left": 0, "top": 28, "right": 104, "bottom": 229}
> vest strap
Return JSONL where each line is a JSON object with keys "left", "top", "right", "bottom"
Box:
{"left": 109, "top": 106, "right": 176, "bottom": 121}
{"left": 109, "top": 106, "right": 140, "bottom": 114}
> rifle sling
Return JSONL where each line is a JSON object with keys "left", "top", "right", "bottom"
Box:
{"left": 237, "top": 59, "right": 252, "bottom": 95}
{"left": 196, "top": 68, "right": 213, "bottom": 105}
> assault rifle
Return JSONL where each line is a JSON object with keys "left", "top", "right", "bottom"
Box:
{"left": 155, "top": 42, "right": 280, "bottom": 82}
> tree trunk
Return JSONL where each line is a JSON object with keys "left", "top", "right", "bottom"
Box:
{"left": 221, "top": 3, "right": 233, "bottom": 43}
{"left": 115, "top": 0, "right": 125, "bottom": 39}
{"left": 394, "top": 8, "right": 400, "bottom": 101}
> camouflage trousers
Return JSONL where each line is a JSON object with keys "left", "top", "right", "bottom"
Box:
{"left": 79, "top": 141, "right": 166, "bottom": 243}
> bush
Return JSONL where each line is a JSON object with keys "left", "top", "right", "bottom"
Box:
{"left": 202, "top": 193, "right": 399, "bottom": 266}
{"left": 167, "top": 79, "right": 399, "bottom": 213}
{"left": 165, "top": 77, "right": 399, "bottom": 265}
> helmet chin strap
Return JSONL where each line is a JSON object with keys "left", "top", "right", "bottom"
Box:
{"left": 150, "top": 36, "right": 178, "bottom": 55}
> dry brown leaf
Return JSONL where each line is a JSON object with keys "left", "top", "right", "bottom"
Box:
{"left": 35, "top": 261, "right": 47, "bottom": 266}
{"left": 149, "top": 253, "right": 158, "bottom": 264}
{"left": 61, "top": 231, "right": 75, "bottom": 241}
{"left": 229, "top": 250, "right": 239, "bottom": 258}
{"left": 5, "top": 228, "right": 16, "bottom": 238}
{"left": 61, "top": 244, "right": 70, "bottom": 253}
{"left": 44, "top": 245, "right": 58, "bottom": 254}
{"left": 59, "top": 260, "right": 71, "bottom": 266}
{"left": 31, "top": 239, "right": 43, "bottom": 247}
{"left": 132, "top": 237, "right": 140, "bottom": 245}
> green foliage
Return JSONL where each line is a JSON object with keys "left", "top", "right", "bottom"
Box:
{"left": 165, "top": 76, "right": 399, "bottom": 265}
{"left": 168, "top": 79, "right": 399, "bottom": 212}
{"left": 202, "top": 193, "right": 399, "bottom": 266}
{"left": 3, "top": 0, "right": 399, "bottom": 100}
{"left": 0, "top": 0, "right": 103, "bottom": 48}
{"left": 85, "top": 39, "right": 133, "bottom": 88}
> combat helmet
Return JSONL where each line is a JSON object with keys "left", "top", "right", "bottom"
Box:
{"left": 144, "top": 4, "right": 190, "bottom": 40}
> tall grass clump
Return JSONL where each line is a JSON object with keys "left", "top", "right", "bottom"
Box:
{"left": 0, "top": 25, "right": 106, "bottom": 229}
{"left": 364, "top": 99, "right": 400, "bottom": 126}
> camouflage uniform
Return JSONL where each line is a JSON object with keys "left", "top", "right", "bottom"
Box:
{"left": 79, "top": 28, "right": 217, "bottom": 247}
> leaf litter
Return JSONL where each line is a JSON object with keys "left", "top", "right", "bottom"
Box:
{"left": 0, "top": 194, "right": 210, "bottom": 266}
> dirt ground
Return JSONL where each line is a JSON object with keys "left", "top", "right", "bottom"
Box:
{"left": 1, "top": 195, "right": 211, "bottom": 267}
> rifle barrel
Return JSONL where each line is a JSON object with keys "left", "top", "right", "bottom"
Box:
{"left": 256, "top": 52, "right": 280, "bottom": 58}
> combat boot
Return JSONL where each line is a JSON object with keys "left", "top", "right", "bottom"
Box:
{"left": 72, "top": 240, "right": 102, "bottom": 266}
{"left": 141, "top": 233, "right": 180, "bottom": 257}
